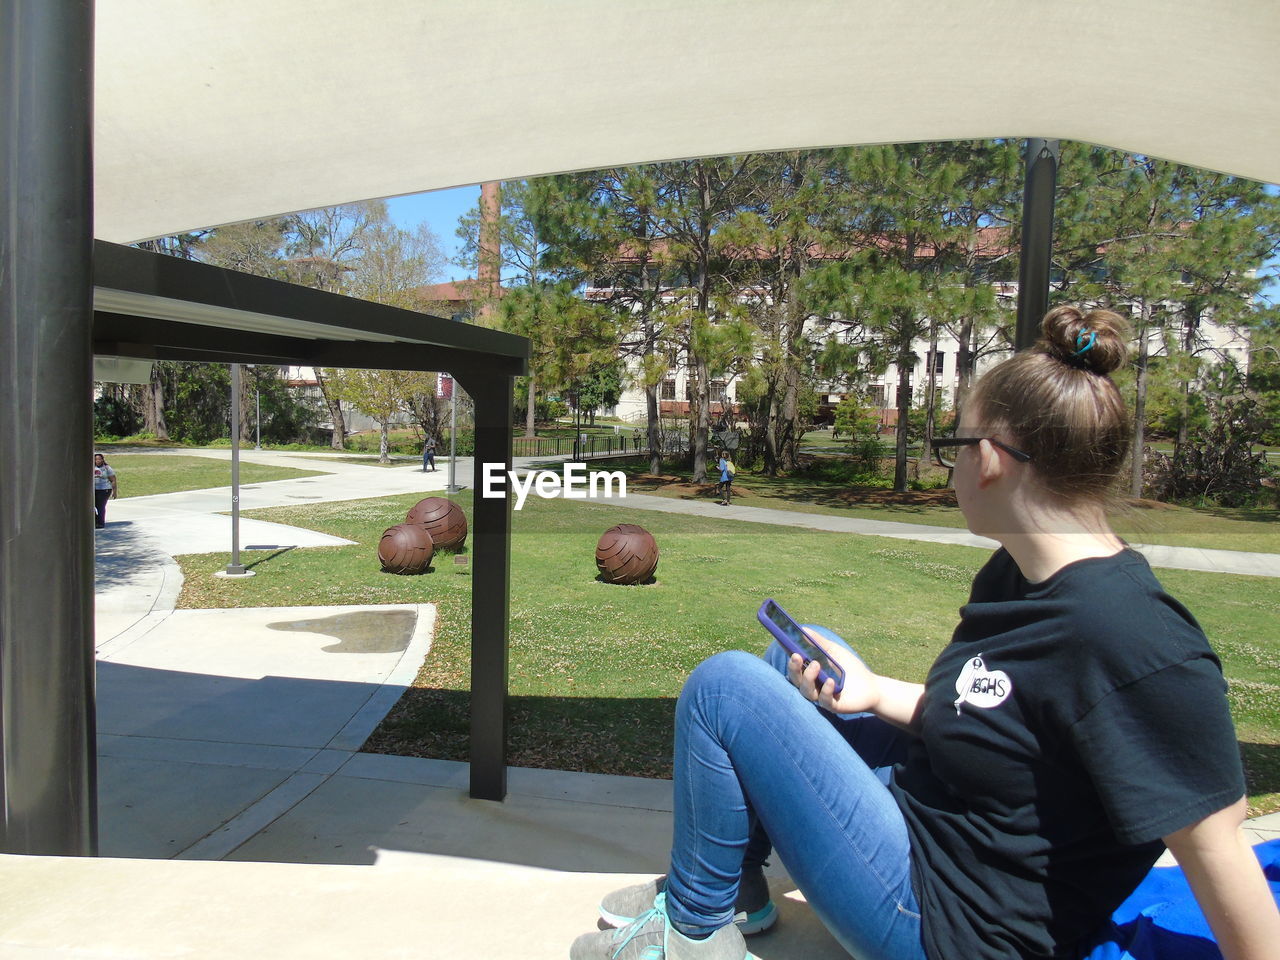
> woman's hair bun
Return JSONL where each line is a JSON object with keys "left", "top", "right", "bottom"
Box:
{"left": 1039, "top": 305, "right": 1130, "bottom": 376}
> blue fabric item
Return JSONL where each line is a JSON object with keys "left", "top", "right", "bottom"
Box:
{"left": 1085, "top": 838, "right": 1280, "bottom": 959}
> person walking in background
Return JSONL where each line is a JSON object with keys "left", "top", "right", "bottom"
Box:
{"left": 93, "top": 452, "right": 118, "bottom": 529}
{"left": 715, "top": 449, "right": 734, "bottom": 506}
{"left": 422, "top": 435, "right": 437, "bottom": 472}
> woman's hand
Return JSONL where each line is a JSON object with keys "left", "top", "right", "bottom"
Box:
{"left": 785, "top": 629, "right": 926, "bottom": 731}
{"left": 784, "top": 630, "right": 881, "bottom": 715}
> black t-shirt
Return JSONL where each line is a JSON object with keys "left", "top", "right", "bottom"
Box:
{"left": 889, "top": 548, "right": 1245, "bottom": 960}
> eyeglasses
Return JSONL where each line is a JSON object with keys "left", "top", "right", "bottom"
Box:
{"left": 932, "top": 436, "right": 1033, "bottom": 469}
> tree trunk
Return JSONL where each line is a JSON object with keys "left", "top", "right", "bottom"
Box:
{"left": 646, "top": 384, "right": 661, "bottom": 475}
{"left": 143, "top": 366, "right": 169, "bottom": 441}
{"left": 894, "top": 353, "right": 912, "bottom": 494}
{"left": 778, "top": 281, "right": 803, "bottom": 473}
{"left": 1130, "top": 302, "right": 1152, "bottom": 498}
{"left": 1174, "top": 310, "right": 1199, "bottom": 458}
{"left": 690, "top": 356, "right": 711, "bottom": 483}
{"left": 378, "top": 418, "right": 390, "bottom": 463}
{"left": 764, "top": 301, "right": 784, "bottom": 476}
{"left": 1175, "top": 381, "right": 1191, "bottom": 458}
{"left": 779, "top": 360, "right": 800, "bottom": 471}
{"left": 920, "top": 322, "right": 940, "bottom": 472}
{"left": 954, "top": 316, "right": 974, "bottom": 424}
{"left": 313, "top": 368, "right": 346, "bottom": 449}
{"left": 689, "top": 162, "right": 713, "bottom": 484}
{"left": 524, "top": 373, "right": 537, "bottom": 437}
{"left": 238, "top": 367, "right": 255, "bottom": 445}
{"left": 764, "top": 387, "right": 781, "bottom": 477}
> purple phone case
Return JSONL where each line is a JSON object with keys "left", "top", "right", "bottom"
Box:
{"left": 757, "top": 598, "right": 845, "bottom": 693}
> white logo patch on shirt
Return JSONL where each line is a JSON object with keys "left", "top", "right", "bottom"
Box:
{"left": 953, "top": 655, "right": 1012, "bottom": 714}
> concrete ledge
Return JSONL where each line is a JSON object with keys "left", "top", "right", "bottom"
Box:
{"left": 0, "top": 854, "right": 845, "bottom": 959}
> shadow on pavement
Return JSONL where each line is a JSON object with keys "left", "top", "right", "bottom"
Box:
{"left": 93, "top": 520, "right": 169, "bottom": 592}
{"left": 365, "top": 687, "right": 678, "bottom": 780}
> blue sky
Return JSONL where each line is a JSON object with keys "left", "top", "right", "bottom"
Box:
{"left": 386, "top": 185, "right": 480, "bottom": 283}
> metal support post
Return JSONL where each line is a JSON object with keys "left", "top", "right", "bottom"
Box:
{"left": 458, "top": 372, "right": 514, "bottom": 801}
{"left": 0, "top": 0, "right": 98, "bottom": 856}
{"left": 1015, "top": 138, "right": 1060, "bottom": 351}
{"left": 218, "top": 364, "right": 252, "bottom": 578}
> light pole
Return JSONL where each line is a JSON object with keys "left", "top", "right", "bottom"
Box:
{"left": 217, "top": 363, "right": 254, "bottom": 579}
{"left": 446, "top": 373, "right": 460, "bottom": 494}
{"left": 446, "top": 310, "right": 467, "bottom": 494}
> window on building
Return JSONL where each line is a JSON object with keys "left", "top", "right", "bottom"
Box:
{"left": 869, "top": 384, "right": 887, "bottom": 406}
{"left": 660, "top": 380, "right": 676, "bottom": 400}
{"left": 931, "top": 351, "right": 945, "bottom": 376}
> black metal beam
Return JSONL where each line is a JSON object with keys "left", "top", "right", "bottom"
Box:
{"left": 0, "top": 0, "right": 97, "bottom": 856}
{"left": 93, "top": 313, "right": 528, "bottom": 380}
{"left": 455, "top": 370, "right": 514, "bottom": 801}
{"left": 94, "top": 241, "right": 528, "bottom": 361}
{"left": 93, "top": 312, "right": 319, "bottom": 365}
{"left": 1015, "top": 138, "right": 1060, "bottom": 351}
{"left": 305, "top": 341, "right": 527, "bottom": 381}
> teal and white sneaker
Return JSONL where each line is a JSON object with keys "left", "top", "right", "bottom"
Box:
{"left": 571, "top": 892, "right": 753, "bottom": 960}
{"left": 598, "top": 869, "right": 778, "bottom": 937}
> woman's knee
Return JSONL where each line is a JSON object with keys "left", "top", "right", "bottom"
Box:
{"left": 680, "top": 651, "right": 789, "bottom": 718}
{"left": 685, "top": 649, "right": 772, "bottom": 697}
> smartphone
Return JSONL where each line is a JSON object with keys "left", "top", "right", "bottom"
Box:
{"left": 757, "top": 598, "right": 845, "bottom": 694}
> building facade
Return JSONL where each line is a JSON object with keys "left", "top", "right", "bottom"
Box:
{"left": 590, "top": 283, "right": 1252, "bottom": 427}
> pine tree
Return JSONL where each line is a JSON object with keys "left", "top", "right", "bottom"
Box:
{"left": 720, "top": 149, "right": 851, "bottom": 474}
{"left": 1053, "top": 148, "right": 1278, "bottom": 496}
{"left": 815, "top": 142, "right": 998, "bottom": 492}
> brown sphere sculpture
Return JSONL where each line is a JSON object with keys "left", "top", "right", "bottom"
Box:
{"left": 405, "top": 497, "right": 468, "bottom": 551}
{"left": 595, "top": 523, "right": 659, "bottom": 585}
{"left": 378, "top": 523, "right": 435, "bottom": 575}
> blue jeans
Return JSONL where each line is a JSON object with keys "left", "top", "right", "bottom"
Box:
{"left": 665, "top": 634, "right": 927, "bottom": 960}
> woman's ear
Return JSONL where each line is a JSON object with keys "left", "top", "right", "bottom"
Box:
{"left": 976, "top": 438, "right": 1006, "bottom": 488}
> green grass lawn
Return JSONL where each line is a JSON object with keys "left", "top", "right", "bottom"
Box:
{"left": 174, "top": 491, "right": 1280, "bottom": 815}
{"left": 102, "top": 454, "right": 328, "bottom": 498}
{"left": 613, "top": 456, "right": 1280, "bottom": 555}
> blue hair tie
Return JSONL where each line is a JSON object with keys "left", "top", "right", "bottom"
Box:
{"left": 1074, "top": 330, "right": 1097, "bottom": 355}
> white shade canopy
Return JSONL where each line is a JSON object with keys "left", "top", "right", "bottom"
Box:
{"left": 95, "top": 0, "right": 1279, "bottom": 244}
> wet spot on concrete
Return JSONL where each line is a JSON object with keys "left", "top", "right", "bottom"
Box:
{"left": 286, "top": 495, "right": 323, "bottom": 500}
{"left": 267, "top": 610, "right": 415, "bottom": 654}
